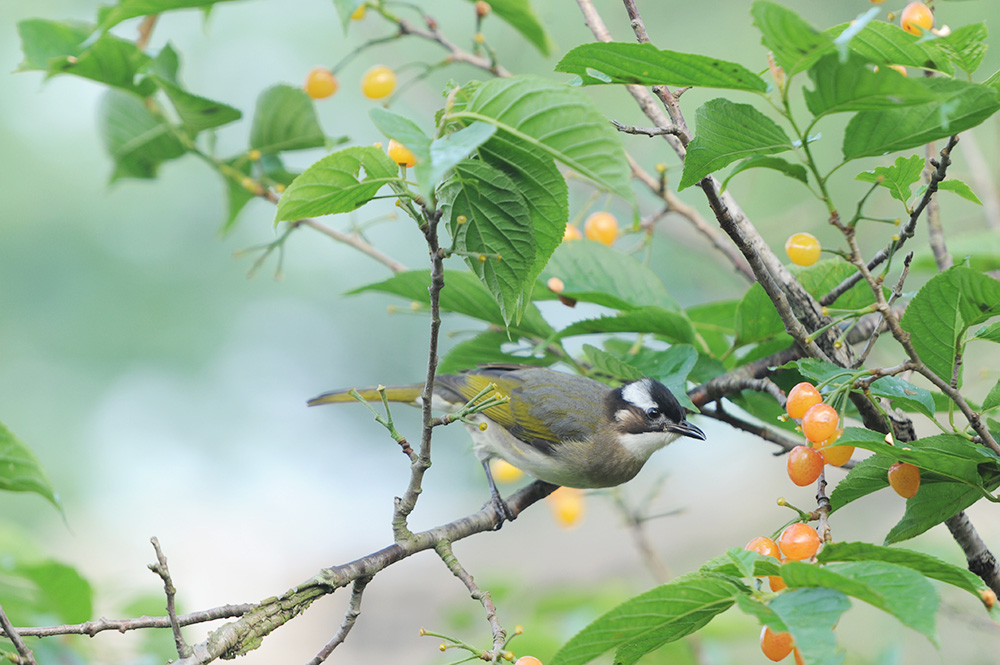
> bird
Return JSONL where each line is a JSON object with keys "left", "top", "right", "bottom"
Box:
{"left": 308, "top": 364, "right": 705, "bottom": 522}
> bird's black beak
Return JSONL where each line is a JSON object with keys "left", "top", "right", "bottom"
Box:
{"left": 669, "top": 421, "right": 706, "bottom": 440}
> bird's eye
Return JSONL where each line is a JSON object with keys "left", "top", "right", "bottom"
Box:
{"left": 646, "top": 407, "right": 661, "bottom": 419}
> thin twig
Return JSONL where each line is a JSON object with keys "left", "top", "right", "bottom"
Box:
{"left": 397, "top": 18, "right": 511, "bottom": 77}
{"left": 0, "top": 602, "right": 37, "bottom": 665}
{"left": 305, "top": 577, "right": 370, "bottom": 665}
{"left": 436, "top": 541, "right": 506, "bottom": 662}
{"left": 925, "top": 141, "right": 953, "bottom": 271}
{"left": 148, "top": 537, "right": 192, "bottom": 659}
{"left": 611, "top": 119, "right": 683, "bottom": 138}
{"left": 853, "top": 253, "right": 913, "bottom": 368}
{"left": 698, "top": 405, "right": 803, "bottom": 455}
{"left": 300, "top": 219, "right": 409, "bottom": 274}
{"left": 820, "top": 136, "right": 959, "bottom": 307}
{"left": 136, "top": 14, "right": 159, "bottom": 50}
{"left": 12, "top": 605, "right": 254, "bottom": 638}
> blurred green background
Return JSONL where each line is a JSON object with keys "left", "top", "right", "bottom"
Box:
{"left": 3, "top": 0, "right": 1000, "bottom": 663}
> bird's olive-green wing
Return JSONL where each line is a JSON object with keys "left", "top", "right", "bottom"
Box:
{"left": 438, "top": 367, "right": 609, "bottom": 454}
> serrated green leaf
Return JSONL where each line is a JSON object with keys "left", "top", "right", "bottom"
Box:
{"left": 819, "top": 541, "right": 987, "bottom": 597}
{"left": 274, "top": 146, "right": 398, "bottom": 222}
{"left": 824, "top": 20, "right": 954, "bottom": 75}
{"left": 780, "top": 561, "right": 938, "bottom": 642}
{"left": 556, "top": 307, "right": 695, "bottom": 345}
{"left": 250, "top": 84, "right": 326, "bottom": 153}
{"left": 97, "top": 0, "right": 241, "bottom": 32}
{"left": 98, "top": 89, "right": 187, "bottom": 181}
{"left": 752, "top": 1, "right": 833, "bottom": 75}
{"left": 549, "top": 572, "right": 741, "bottom": 665}
{"left": 794, "top": 258, "right": 884, "bottom": 311}
{"left": 722, "top": 155, "right": 808, "bottom": 191}
{"left": 679, "top": 98, "right": 793, "bottom": 191}
{"left": 582, "top": 345, "right": 643, "bottom": 383}
{"left": 938, "top": 23, "right": 988, "bottom": 75}
{"left": 856, "top": 155, "right": 925, "bottom": 204}
{"left": 440, "top": 160, "right": 534, "bottom": 325}
{"left": 452, "top": 76, "right": 632, "bottom": 200}
{"left": 805, "top": 53, "right": 937, "bottom": 118}
{"left": 937, "top": 179, "right": 982, "bottom": 205}
{"left": 150, "top": 74, "right": 241, "bottom": 133}
{"left": 0, "top": 421, "right": 59, "bottom": 509}
{"left": 900, "top": 265, "right": 1000, "bottom": 384}
{"left": 843, "top": 79, "right": 1000, "bottom": 161}
{"left": 438, "top": 331, "right": 555, "bottom": 375}
{"left": 870, "top": 376, "right": 936, "bottom": 420}
{"left": 555, "top": 42, "right": 766, "bottom": 92}
{"left": 465, "top": 0, "right": 553, "bottom": 56}
{"left": 349, "top": 270, "right": 554, "bottom": 339}
{"left": 542, "top": 241, "right": 678, "bottom": 312}
{"left": 17, "top": 19, "right": 152, "bottom": 94}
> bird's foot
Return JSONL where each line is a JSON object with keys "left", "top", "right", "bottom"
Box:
{"left": 488, "top": 494, "right": 516, "bottom": 530}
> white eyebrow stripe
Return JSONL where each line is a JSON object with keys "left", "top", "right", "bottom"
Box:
{"left": 621, "top": 379, "right": 656, "bottom": 411}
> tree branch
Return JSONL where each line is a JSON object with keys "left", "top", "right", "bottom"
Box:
{"left": 436, "top": 541, "right": 506, "bottom": 662}
{"left": 148, "top": 537, "right": 192, "bottom": 659}
{"left": 305, "top": 577, "right": 369, "bottom": 665}
{"left": 945, "top": 512, "right": 1000, "bottom": 596}
{"left": 0, "top": 602, "right": 37, "bottom": 665}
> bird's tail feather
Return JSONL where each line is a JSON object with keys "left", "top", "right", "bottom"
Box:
{"left": 307, "top": 384, "right": 424, "bottom": 407}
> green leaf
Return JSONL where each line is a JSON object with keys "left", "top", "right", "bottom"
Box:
{"left": 99, "top": 89, "right": 187, "bottom": 181}
{"left": 349, "top": 270, "right": 554, "bottom": 339}
{"left": 679, "top": 98, "right": 793, "bottom": 191}
{"left": 249, "top": 84, "right": 326, "bottom": 153}
{"left": 0, "top": 421, "right": 59, "bottom": 509}
{"left": 542, "top": 241, "right": 679, "bottom": 311}
{"left": 937, "top": 23, "right": 988, "bottom": 75}
{"left": 824, "top": 20, "right": 953, "bottom": 75}
{"left": 830, "top": 453, "right": 893, "bottom": 512}
{"left": 751, "top": 1, "right": 833, "bottom": 75}
{"left": 371, "top": 109, "right": 497, "bottom": 198}
{"left": 601, "top": 344, "right": 699, "bottom": 410}
{"left": 555, "top": 42, "right": 766, "bottom": 92}
{"left": 221, "top": 157, "right": 254, "bottom": 232}
{"left": 805, "top": 53, "right": 938, "bottom": 118}
{"left": 901, "top": 265, "right": 1000, "bottom": 384}
{"left": 701, "top": 548, "right": 781, "bottom": 578}
{"left": 762, "top": 588, "right": 849, "bottom": 665}
{"left": 869, "top": 376, "right": 936, "bottom": 420}
{"left": 843, "top": 79, "right": 1000, "bottom": 161}
{"left": 453, "top": 76, "right": 632, "bottom": 200}
{"left": 466, "top": 0, "right": 553, "bottom": 56}
{"left": 582, "top": 345, "right": 643, "bottom": 383}
{"left": 794, "top": 259, "right": 883, "bottom": 311}
{"left": 984, "top": 380, "right": 1000, "bottom": 412}
{"left": 332, "top": 0, "right": 365, "bottom": 27}
{"left": 440, "top": 160, "right": 535, "bottom": 326}
{"left": 974, "top": 321, "right": 1000, "bottom": 343}
{"left": 886, "top": 479, "right": 998, "bottom": 544}
{"left": 274, "top": 146, "right": 398, "bottom": 222}
{"left": 17, "top": 19, "right": 153, "bottom": 94}
{"left": 780, "top": 561, "right": 938, "bottom": 642}
{"left": 150, "top": 74, "right": 241, "bottom": 134}
{"left": 97, "top": 0, "right": 241, "bottom": 32}
{"left": 937, "top": 179, "right": 982, "bottom": 205}
{"left": 150, "top": 43, "right": 180, "bottom": 82}
{"left": 556, "top": 307, "right": 695, "bottom": 345}
{"left": 855, "top": 155, "right": 925, "bottom": 204}
{"left": 734, "top": 282, "right": 783, "bottom": 344}
{"left": 438, "top": 331, "right": 555, "bottom": 375}
{"left": 686, "top": 300, "right": 737, "bottom": 357}
{"left": 819, "top": 541, "right": 988, "bottom": 597}
{"left": 549, "top": 572, "right": 741, "bottom": 665}
{"left": 721, "top": 155, "right": 808, "bottom": 191}
{"left": 16, "top": 561, "right": 93, "bottom": 624}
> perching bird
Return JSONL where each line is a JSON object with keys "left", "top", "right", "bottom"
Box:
{"left": 308, "top": 364, "right": 705, "bottom": 521}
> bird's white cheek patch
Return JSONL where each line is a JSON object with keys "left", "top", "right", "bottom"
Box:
{"left": 620, "top": 431, "right": 680, "bottom": 460}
